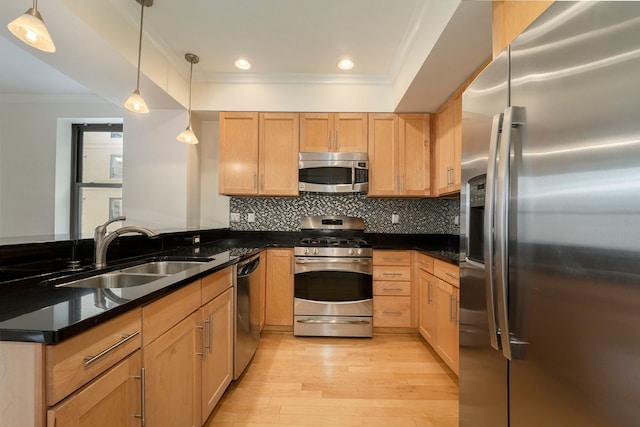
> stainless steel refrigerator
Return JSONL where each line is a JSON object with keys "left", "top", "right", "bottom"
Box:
{"left": 460, "top": 2, "right": 640, "bottom": 426}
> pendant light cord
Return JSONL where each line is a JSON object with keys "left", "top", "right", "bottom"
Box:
{"left": 188, "top": 61, "right": 193, "bottom": 128}
{"left": 135, "top": 1, "right": 144, "bottom": 91}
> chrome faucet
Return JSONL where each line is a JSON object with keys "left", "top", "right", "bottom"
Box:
{"left": 94, "top": 216, "right": 159, "bottom": 268}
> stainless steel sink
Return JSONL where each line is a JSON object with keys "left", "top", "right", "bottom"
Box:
{"left": 119, "top": 261, "right": 205, "bottom": 275}
{"left": 55, "top": 272, "right": 167, "bottom": 289}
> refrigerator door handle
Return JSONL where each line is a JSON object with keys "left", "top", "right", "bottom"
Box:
{"left": 495, "top": 106, "right": 527, "bottom": 361}
{"left": 484, "top": 112, "right": 503, "bottom": 351}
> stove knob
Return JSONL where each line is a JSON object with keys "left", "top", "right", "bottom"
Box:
{"left": 313, "top": 248, "right": 319, "bottom": 255}
{"left": 304, "top": 248, "right": 309, "bottom": 255}
{"left": 348, "top": 248, "right": 354, "bottom": 255}
{"left": 357, "top": 249, "right": 362, "bottom": 256}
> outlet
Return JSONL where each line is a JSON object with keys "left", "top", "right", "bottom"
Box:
{"left": 230, "top": 212, "right": 241, "bottom": 222}
{"left": 454, "top": 215, "right": 460, "bottom": 226}
{"left": 192, "top": 235, "right": 200, "bottom": 246}
{"left": 391, "top": 213, "right": 400, "bottom": 224}
{"left": 247, "top": 212, "right": 256, "bottom": 223}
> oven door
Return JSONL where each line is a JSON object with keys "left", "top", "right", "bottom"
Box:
{"left": 294, "top": 257, "right": 372, "bottom": 317}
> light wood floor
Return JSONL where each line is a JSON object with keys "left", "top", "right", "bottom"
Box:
{"left": 204, "top": 332, "right": 459, "bottom": 426}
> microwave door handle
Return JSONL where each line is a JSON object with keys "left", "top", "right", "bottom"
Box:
{"left": 352, "top": 163, "right": 356, "bottom": 191}
{"left": 485, "top": 112, "right": 503, "bottom": 352}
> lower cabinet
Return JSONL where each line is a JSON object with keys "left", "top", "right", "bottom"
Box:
{"left": 416, "top": 253, "right": 460, "bottom": 375}
{"left": 200, "top": 287, "right": 233, "bottom": 421}
{"left": 47, "top": 351, "right": 142, "bottom": 427}
{"left": 265, "top": 248, "right": 294, "bottom": 327}
{"left": 144, "top": 311, "right": 201, "bottom": 427}
{"left": 372, "top": 250, "right": 414, "bottom": 328}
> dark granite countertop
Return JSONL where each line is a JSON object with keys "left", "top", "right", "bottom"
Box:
{"left": 0, "top": 231, "right": 458, "bottom": 344}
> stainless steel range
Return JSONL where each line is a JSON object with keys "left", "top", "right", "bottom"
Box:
{"left": 294, "top": 216, "right": 373, "bottom": 337}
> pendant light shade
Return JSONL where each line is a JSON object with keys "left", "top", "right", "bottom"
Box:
{"left": 177, "top": 53, "right": 200, "bottom": 145}
{"left": 124, "top": 0, "right": 153, "bottom": 114}
{"left": 7, "top": 0, "right": 56, "bottom": 53}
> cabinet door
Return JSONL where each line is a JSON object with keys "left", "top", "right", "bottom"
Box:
{"left": 368, "top": 113, "right": 399, "bottom": 196}
{"left": 47, "top": 351, "right": 142, "bottom": 427}
{"left": 418, "top": 269, "right": 437, "bottom": 345}
{"left": 300, "top": 113, "right": 332, "bottom": 152}
{"left": 335, "top": 113, "right": 368, "bottom": 152}
{"left": 451, "top": 92, "right": 462, "bottom": 192}
{"left": 265, "top": 248, "right": 294, "bottom": 326}
{"left": 201, "top": 288, "right": 233, "bottom": 421}
{"left": 144, "top": 312, "right": 201, "bottom": 427}
{"left": 435, "top": 278, "right": 457, "bottom": 372}
{"left": 259, "top": 113, "right": 299, "bottom": 196}
{"left": 434, "top": 102, "right": 454, "bottom": 196}
{"left": 399, "top": 114, "right": 430, "bottom": 196}
{"left": 219, "top": 112, "right": 259, "bottom": 195}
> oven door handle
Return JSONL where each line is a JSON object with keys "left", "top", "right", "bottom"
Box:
{"left": 296, "top": 319, "right": 371, "bottom": 325}
{"left": 295, "top": 258, "right": 372, "bottom": 265}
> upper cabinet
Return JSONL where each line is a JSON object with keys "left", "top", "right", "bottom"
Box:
{"left": 492, "top": 1, "right": 553, "bottom": 57}
{"left": 433, "top": 93, "right": 461, "bottom": 196}
{"left": 219, "top": 112, "right": 299, "bottom": 196}
{"left": 300, "top": 113, "right": 368, "bottom": 152}
{"left": 368, "top": 113, "right": 430, "bottom": 197}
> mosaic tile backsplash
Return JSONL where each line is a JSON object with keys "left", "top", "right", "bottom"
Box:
{"left": 229, "top": 193, "right": 460, "bottom": 234}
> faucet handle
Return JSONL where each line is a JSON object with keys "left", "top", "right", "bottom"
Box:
{"left": 94, "top": 216, "right": 126, "bottom": 236}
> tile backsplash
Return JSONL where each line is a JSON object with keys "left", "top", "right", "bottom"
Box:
{"left": 229, "top": 193, "right": 460, "bottom": 234}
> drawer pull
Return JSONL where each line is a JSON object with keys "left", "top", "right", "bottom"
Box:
{"left": 383, "top": 311, "right": 402, "bottom": 315}
{"left": 83, "top": 331, "right": 140, "bottom": 367}
{"left": 382, "top": 287, "right": 403, "bottom": 291}
{"left": 382, "top": 273, "right": 403, "bottom": 277}
{"left": 446, "top": 272, "right": 459, "bottom": 281}
{"left": 382, "top": 258, "right": 403, "bottom": 262}
{"left": 134, "top": 367, "right": 146, "bottom": 426}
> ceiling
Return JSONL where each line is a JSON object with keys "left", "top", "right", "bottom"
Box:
{"left": 0, "top": 0, "right": 492, "bottom": 113}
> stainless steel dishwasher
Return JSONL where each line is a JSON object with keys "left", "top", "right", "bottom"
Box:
{"left": 233, "top": 253, "right": 261, "bottom": 379}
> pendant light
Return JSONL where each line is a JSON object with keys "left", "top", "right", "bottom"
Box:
{"left": 123, "top": 0, "right": 153, "bottom": 114}
{"left": 176, "top": 53, "right": 200, "bottom": 144}
{"left": 7, "top": 0, "right": 56, "bottom": 53}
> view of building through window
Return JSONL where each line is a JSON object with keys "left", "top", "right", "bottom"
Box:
{"left": 71, "top": 124, "right": 123, "bottom": 236}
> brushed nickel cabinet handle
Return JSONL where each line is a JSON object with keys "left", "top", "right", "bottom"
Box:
{"left": 134, "top": 367, "right": 146, "bottom": 426}
{"left": 83, "top": 331, "right": 139, "bottom": 367}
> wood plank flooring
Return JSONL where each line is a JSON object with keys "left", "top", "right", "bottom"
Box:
{"left": 204, "top": 332, "right": 459, "bottom": 426}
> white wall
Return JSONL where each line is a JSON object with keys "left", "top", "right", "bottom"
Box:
{"left": 0, "top": 96, "right": 122, "bottom": 238}
{"left": 199, "top": 119, "right": 230, "bottom": 229}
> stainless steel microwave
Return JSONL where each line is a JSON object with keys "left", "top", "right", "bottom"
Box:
{"left": 298, "top": 152, "right": 368, "bottom": 193}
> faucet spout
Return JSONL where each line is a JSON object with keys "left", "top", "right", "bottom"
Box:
{"left": 93, "top": 217, "right": 159, "bottom": 269}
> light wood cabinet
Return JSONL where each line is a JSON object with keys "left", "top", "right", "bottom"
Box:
{"left": 416, "top": 253, "right": 436, "bottom": 346}
{"left": 433, "top": 95, "right": 460, "bottom": 196}
{"left": 219, "top": 112, "right": 259, "bottom": 195}
{"left": 47, "top": 351, "right": 142, "bottom": 427}
{"left": 265, "top": 248, "right": 294, "bottom": 327}
{"left": 300, "top": 113, "right": 368, "bottom": 152}
{"left": 492, "top": 1, "right": 553, "bottom": 58}
{"left": 200, "top": 287, "right": 233, "bottom": 422}
{"left": 435, "top": 278, "right": 459, "bottom": 374}
{"left": 414, "top": 252, "right": 460, "bottom": 375}
{"left": 144, "top": 310, "right": 201, "bottom": 427}
{"left": 46, "top": 308, "right": 142, "bottom": 407}
{"left": 219, "top": 112, "right": 299, "bottom": 196}
{"left": 368, "top": 113, "right": 430, "bottom": 197}
{"left": 372, "top": 250, "right": 414, "bottom": 328}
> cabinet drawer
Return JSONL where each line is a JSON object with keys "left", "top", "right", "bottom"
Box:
{"left": 434, "top": 259, "right": 459, "bottom": 287}
{"left": 373, "top": 266, "right": 411, "bottom": 281}
{"left": 415, "top": 252, "right": 434, "bottom": 274}
{"left": 373, "top": 250, "right": 411, "bottom": 266}
{"left": 142, "top": 280, "right": 201, "bottom": 346}
{"left": 373, "top": 280, "right": 411, "bottom": 296}
{"left": 373, "top": 296, "right": 412, "bottom": 327}
{"left": 202, "top": 266, "right": 233, "bottom": 305}
{"left": 46, "top": 309, "right": 141, "bottom": 406}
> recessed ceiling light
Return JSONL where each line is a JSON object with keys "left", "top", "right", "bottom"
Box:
{"left": 338, "top": 58, "right": 354, "bottom": 70}
{"left": 235, "top": 59, "right": 251, "bottom": 70}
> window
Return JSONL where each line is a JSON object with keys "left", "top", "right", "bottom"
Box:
{"left": 71, "top": 124, "right": 124, "bottom": 236}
